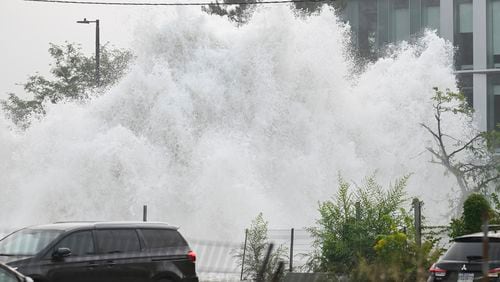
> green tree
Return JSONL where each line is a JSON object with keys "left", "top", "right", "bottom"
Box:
{"left": 309, "top": 174, "right": 444, "bottom": 280}
{"left": 201, "top": 0, "right": 348, "bottom": 24}
{"left": 308, "top": 173, "right": 412, "bottom": 274}
{"left": 1, "top": 42, "right": 133, "bottom": 128}
{"left": 449, "top": 193, "right": 496, "bottom": 238}
{"left": 202, "top": 0, "right": 258, "bottom": 25}
{"left": 421, "top": 88, "right": 500, "bottom": 209}
{"left": 292, "top": 0, "right": 347, "bottom": 16}
{"left": 235, "top": 213, "right": 287, "bottom": 280}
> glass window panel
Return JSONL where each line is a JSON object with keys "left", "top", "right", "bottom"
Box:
{"left": 493, "top": 1, "right": 500, "bottom": 54}
{"left": 488, "top": 74, "right": 500, "bottom": 131}
{"left": 395, "top": 8, "right": 410, "bottom": 41}
{"left": 455, "top": 0, "right": 473, "bottom": 69}
{"left": 424, "top": 6, "right": 440, "bottom": 32}
{"left": 491, "top": 0, "right": 500, "bottom": 68}
{"left": 54, "top": 231, "right": 95, "bottom": 256}
{"left": 459, "top": 3, "right": 473, "bottom": 33}
{"left": 457, "top": 74, "right": 473, "bottom": 107}
{"left": 0, "top": 229, "right": 62, "bottom": 256}
{"left": 0, "top": 267, "right": 18, "bottom": 282}
{"left": 495, "top": 85, "right": 500, "bottom": 95}
{"left": 141, "top": 229, "right": 187, "bottom": 249}
{"left": 96, "top": 229, "right": 140, "bottom": 254}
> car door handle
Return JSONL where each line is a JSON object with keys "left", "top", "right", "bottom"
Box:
{"left": 106, "top": 261, "right": 116, "bottom": 267}
{"left": 87, "top": 262, "right": 99, "bottom": 269}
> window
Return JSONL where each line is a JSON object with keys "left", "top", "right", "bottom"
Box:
{"left": 443, "top": 241, "right": 500, "bottom": 260}
{"left": 0, "top": 229, "right": 63, "bottom": 256}
{"left": 458, "top": 2, "right": 472, "bottom": 33}
{"left": 394, "top": 7, "right": 410, "bottom": 41}
{"left": 54, "top": 231, "right": 95, "bottom": 256}
{"left": 454, "top": 0, "right": 473, "bottom": 70}
{"left": 489, "top": 0, "right": 500, "bottom": 68}
{"left": 422, "top": 0, "right": 440, "bottom": 33}
{"left": 390, "top": 0, "right": 410, "bottom": 42}
{"left": 0, "top": 267, "right": 18, "bottom": 282}
{"left": 457, "top": 74, "right": 473, "bottom": 107}
{"left": 488, "top": 74, "right": 500, "bottom": 130}
{"left": 357, "top": 0, "right": 378, "bottom": 58}
{"left": 141, "top": 229, "right": 187, "bottom": 249}
{"left": 96, "top": 229, "right": 140, "bottom": 254}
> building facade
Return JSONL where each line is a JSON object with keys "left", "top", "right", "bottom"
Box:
{"left": 343, "top": 0, "right": 500, "bottom": 131}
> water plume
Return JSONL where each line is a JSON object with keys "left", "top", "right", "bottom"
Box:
{"left": 0, "top": 6, "right": 466, "bottom": 239}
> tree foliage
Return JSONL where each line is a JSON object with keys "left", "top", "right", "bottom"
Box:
{"left": 449, "top": 193, "right": 497, "bottom": 238}
{"left": 421, "top": 88, "right": 500, "bottom": 208}
{"left": 308, "top": 174, "right": 412, "bottom": 273}
{"left": 1, "top": 42, "right": 133, "bottom": 128}
{"left": 202, "top": 0, "right": 258, "bottom": 25}
{"left": 201, "top": 0, "right": 348, "bottom": 25}
{"left": 352, "top": 231, "right": 442, "bottom": 282}
{"left": 235, "top": 213, "right": 287, "bottom": 281}
{"left": 309, "top": 174, "right": 443, "bottom": 281}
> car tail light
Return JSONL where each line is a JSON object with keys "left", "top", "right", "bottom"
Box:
{"left": 429, "top": 263, "right": 447, "bottom": 277}
{"left": 188, "top": 250, "right": 196, "bottom": 262}
{"left": 488, "top": 267, "right": 500, "bottom": 278}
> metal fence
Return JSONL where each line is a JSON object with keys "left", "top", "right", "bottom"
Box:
{"left": 188, "top": 238, "right": 242, "bottom": 281}
{"left": 187, "top": 228, "right": 315, "bottom": 281}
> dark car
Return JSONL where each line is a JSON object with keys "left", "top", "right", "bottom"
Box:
{"left": 428, "top": 231, "right": 500, "bottom": 282}
{"left": 0, "top": 221, "right": 198, "bottom": 282}
{"left": 0, "top": 263, "right": 33, "bottom": 282}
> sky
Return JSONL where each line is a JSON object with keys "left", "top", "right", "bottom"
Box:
{"left": 0, "top": 0, "right": 169, "bottom": 99}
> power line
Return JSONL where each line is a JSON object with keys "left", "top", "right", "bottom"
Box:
{"left": 25, "top": 0, "right": 334, "bottom": 6}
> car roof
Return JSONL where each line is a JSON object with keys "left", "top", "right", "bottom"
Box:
{"left": 455, "top": 230, "right": 500, "bottom": 241}
{"left": 25, "top": 221, "right": 179, "bottom": 232}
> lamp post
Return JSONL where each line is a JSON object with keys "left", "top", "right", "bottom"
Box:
{"left": 76, "top": 18, "right": 100, "bottom": 86}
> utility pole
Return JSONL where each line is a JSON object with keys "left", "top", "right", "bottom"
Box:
{"left": 76, "top": 18, "right": 100, "bottom": 86}
{"left": 289, "top": 228, "right": 294, "bottom": 272}
{"left": 95, "top": 19, "right": 100, "bottom": 86}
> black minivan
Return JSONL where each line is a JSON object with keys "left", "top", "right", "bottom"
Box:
{"left": 0, "top": 221, "right": 198, "bottom": 282}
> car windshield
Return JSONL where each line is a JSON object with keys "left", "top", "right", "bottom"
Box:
{"left": 442, "top": 241, "right": 500, "bottom": 261}
{"left": 0, "top": 229, "right": 63, "bottom": 256}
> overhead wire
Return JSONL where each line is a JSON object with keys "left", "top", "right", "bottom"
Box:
{"left": 25, "top": 0, "right": 334, "bottom": 6}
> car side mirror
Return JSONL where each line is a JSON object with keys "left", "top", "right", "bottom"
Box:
{"left": 52, "top": 247, "right": 71, "bottom": 259}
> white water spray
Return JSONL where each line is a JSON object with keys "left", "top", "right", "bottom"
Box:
{"left": 0, "top": 7, "right": 467, "bottom": 239}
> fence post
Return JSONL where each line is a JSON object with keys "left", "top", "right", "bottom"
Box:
{"left": 143, "top": 205, "right": 148, "bottom": 222}
{"left": 289, "top": 228, "right": 294, "bottom": 272}
{"left": 241, "top": 228, "right": 248, "bottom": 281}
{"left": 482, "top": 212, "right": 489, "bottom": 282}
{"left": 413, "top": 198, "right": 423, "bottom": 280}
{"left": 272, "top": 260, "right": 285, "bottom": 282}
{"left": 412, "top": 198, "right": 421, "bottom": 248}
{"left": 257, "top": 243, "right": 274, "bottom": 282}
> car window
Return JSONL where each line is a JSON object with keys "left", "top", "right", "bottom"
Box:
{"left": 0, "top": 266, "right": 20, "bottom": 282}
{"left": 141, "top": 229, "right": 187, "bottom": 249}
{"left": 54, "top": 231, "right": 95, "bottom": 256}
{"left": 0, "top": 229, "right": 63, "bottom": 256}
{"left": 443, "top": 241, "right": 500, "bottom": 260}
{"left": 96, "top": 229, "right": 140, "bottom": 254}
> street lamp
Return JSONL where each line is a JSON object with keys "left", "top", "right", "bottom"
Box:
{"left": 77, "top": 18, "right": 100, "bottom": 86}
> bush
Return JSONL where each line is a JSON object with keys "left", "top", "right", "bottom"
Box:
{"left": 449, "top": 193, "right": 494, "bottom": 238}
{"left": 309, "top": 173, "right": 443, "bottom": 281}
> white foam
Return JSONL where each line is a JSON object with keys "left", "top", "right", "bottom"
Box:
{"left": 0, "top": 7, "right": 469, "bottom": 239}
